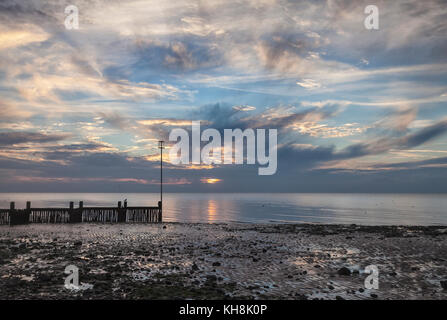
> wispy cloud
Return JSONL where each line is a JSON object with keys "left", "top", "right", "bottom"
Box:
{"left": 0, "top": 0, "right": 447, "bottom": 192}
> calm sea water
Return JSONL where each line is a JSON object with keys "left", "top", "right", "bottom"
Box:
{"left": 0, "top": 193, "right": 446, "bottom": 225}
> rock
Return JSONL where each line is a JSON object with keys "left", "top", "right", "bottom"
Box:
{"left": 212, "top": 262, "right": 221, "bottom": 267}
{"left": 73, "top": 241, "right": 82, "bottom": 246}
{"left": 163, "top": 226, "right": 167, "bottom": 229}
{"left": 328, "top": 285, "right": 334, "bottom": 290}
{"left": 295, "top": 293, "right": 308, "bottom": 300}
{"left": 440, "top": 280, "right": 447, "bottom": 290}
{"left": 206, "top": 275, "right": 217, "bottom": 282}
{"left": 0, "top": 249, "right": 11, "bottom": 260}
{"left": 335, "top": 295, "right": 344, "bottom": 300}
{"left": 191, "top": 263, "right": 199, "bottom": 271}
{"left": 370, "top": 293, "right": 378, "bottom": 298}
{"left": 337, "top": 267, "right": 351, "bottom": 276}
{"left": 38, "top": 274, "right": 52, "bottom": 282}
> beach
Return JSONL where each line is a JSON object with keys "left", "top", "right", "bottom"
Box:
{"left": 0, "top": 223, "right": 446, "bottom": 300}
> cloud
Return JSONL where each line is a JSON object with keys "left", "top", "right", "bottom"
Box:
{"left": 0, "top": 100, "right": 34, "bottom": 120}
{"left": 240, "top": 105, "right": 339, "bottom": 131}
{"left": 0, "top": 26, "right": 49, "bottom": 50}
{"left": 296, "top": 79, "right": 321, "bottom": 90}
{"left": 99, "top": 112, "right": 184, "bottom": 142}
{"left": 334, "top": 120, "right": 447, "bottom": 159}
{"left": 371, "top": 156, "right": 447, "bottom": 170}
{"left": 0, "top": 0, "right": 446, "bottom": 192}
{"left": 373, "top": 107, "right": 418, "bottom": 132}
{"left": 0, "top": 132, "right": 69, "bottom": 146}
{"left": 278, "top": 118, "right": 447, "bottom": 168}
{"left": 232, "top": 105, "right": 256, "bottom": 112}
{"left": 404, "top": 119, "right": 447, "bottom": 147}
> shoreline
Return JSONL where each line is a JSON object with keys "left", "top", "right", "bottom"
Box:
{"left": 1, "top": 223, "right": 446, "bottom": 299}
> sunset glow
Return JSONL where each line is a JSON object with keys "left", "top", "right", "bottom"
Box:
{"left": 201, "top": 178, "right": 221, "bottom": 184}
{"left": 0, "top": 0, "right": 446, "bottom": 193}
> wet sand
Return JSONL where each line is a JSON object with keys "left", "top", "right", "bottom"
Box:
{"left": 0, "top": 223, "right": 446, "bottom": 300}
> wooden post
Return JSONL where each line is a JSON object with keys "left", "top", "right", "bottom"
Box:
{"left": 117, "top": 201, "right": 121, "bottom": 223}
{"left": 25, "top": 201, "right": 31, "bottom": 224}
{"left": 117, "top": 201, "right": 126, "bottom": 223}
{"left": 68, "top": 201, "right": 73, "bottom": 223}
{"left": 9, "top": 202, "right": 15, "bottom": 226}
{"left": 124, "top": 200, "right": 128, "bottom": 223}
{"left": 77, "top": 201, "right": 83, "bottom": 223}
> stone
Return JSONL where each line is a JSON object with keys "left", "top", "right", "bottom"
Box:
{"left": 337, "top": 267, "right": 351, "bottom": 276}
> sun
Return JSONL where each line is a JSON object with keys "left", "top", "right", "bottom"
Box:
{"left": 201, "top": 178, "right": 221, "bottom": 184}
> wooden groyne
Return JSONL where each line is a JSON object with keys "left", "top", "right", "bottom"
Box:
{"left": 0, "top": 200, "right": 162, "bottom": 226}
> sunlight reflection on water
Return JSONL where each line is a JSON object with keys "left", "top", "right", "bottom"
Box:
{"left": 0, "top": 193, "right": 446, "bottom": 225}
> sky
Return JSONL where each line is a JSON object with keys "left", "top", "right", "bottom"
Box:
{"left": 0, "top": 0, "right": 447, "bottom": 193}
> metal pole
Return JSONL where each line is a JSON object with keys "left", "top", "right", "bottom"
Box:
{"left": 158, "top": 141, "right": 164, "bottom": 204}
{"left": 161, "top": 144, "right": 163, "bottom": 203}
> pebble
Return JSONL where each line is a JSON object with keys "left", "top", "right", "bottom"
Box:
{"left": 337, "top": 267, "right": 351, "bottom": 276}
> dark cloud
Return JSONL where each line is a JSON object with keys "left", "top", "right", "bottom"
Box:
{"left": 337, "top": 119, "right": 447, "bottom": 158}
{"left": 404, "top": 119, "right": 447, "bottom": 147}
{"left": 133, "top": 38, "right": 223, "bottom": 73}
{"left": 371, "top": 156, "right": 447, "bottom": 170}
{"left": 242, "top": 107, "right": 337, "bottom": 130}
{"left": 0, "top": 132, "right": 69, "bottom": 146}
{"left": 259, "top": 33, "right": 320, "bottom": 71}
{"left": 193, "top": 103, "right": 339, "bottom": 133}
{"left": 277, "top": 118, "right": 447, "bottom": 168}
{"left": 35, "top": 143, "right": 115, "bottom": 160}
{"left": 0, "top": 0, "right": 58, "bottom": 31}
{"left": 191, "top": 103, "right": 241, "bottom": 128}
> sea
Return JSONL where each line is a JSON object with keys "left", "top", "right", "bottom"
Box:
{"left": 1, "top": 193, "right": 446, "bottom": 225}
